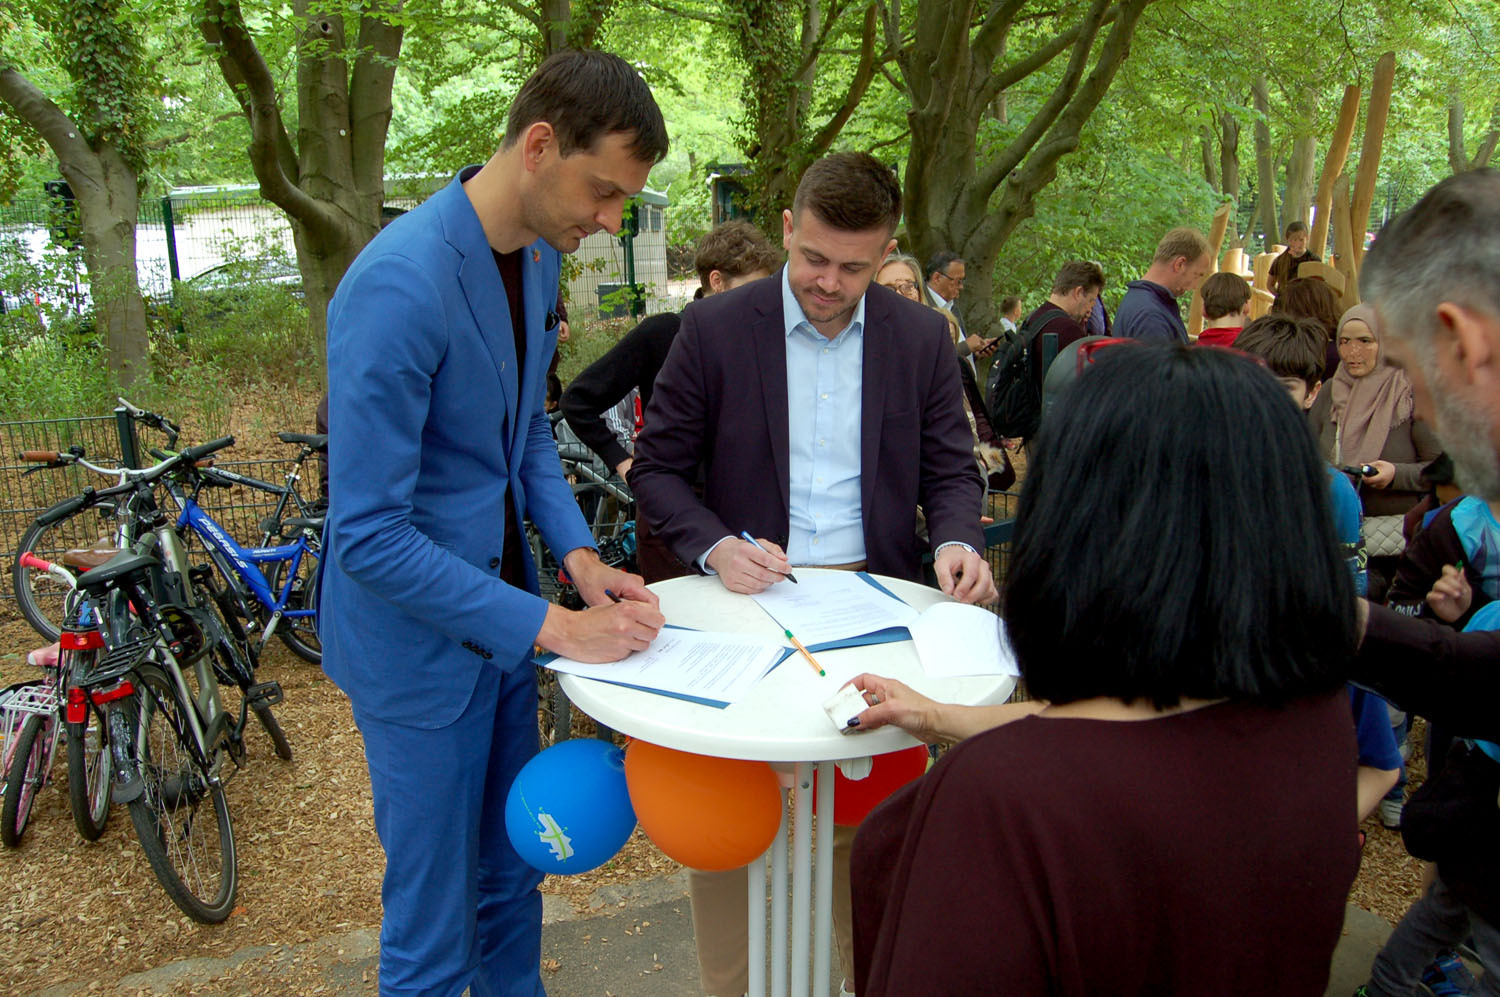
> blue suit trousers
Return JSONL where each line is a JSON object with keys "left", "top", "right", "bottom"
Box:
{"left": 354, "top": 661, "right": 545, "bottom": 997}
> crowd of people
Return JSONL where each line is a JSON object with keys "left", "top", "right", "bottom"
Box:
{"left": 318, "top": 46, "right": 1499, "bottom": 997}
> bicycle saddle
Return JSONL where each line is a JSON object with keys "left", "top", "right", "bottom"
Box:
{"left": 277, "top": 432, "right": 328, "bottom": 451}
{"left": 74, "top": 548, "right": 161, "bottom": 592}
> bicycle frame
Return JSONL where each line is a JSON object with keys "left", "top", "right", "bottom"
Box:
{"left": 176, "top": 497, "right": 316, "bottom": 646}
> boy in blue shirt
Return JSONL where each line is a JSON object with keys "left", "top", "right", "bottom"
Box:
{"left": 1236, "top": 316, "right": 1402, "bottom": 818}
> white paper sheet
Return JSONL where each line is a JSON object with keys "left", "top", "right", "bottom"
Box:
{"left": 908, "top": 602, "right": 1019, "bottom": 678}
{"left": 749, "top": 571, "right": 919, "bottom": 647}
{"left": 542, "top": 629, "right": 789, "bottom": 705}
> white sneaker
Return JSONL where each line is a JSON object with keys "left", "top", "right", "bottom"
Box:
{"left": 1378, "top": 796, "right": 1403, "bottom": 830}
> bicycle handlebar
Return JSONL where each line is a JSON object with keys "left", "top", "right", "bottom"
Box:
{"left": 19, "top": 450, "right": 62, "bottom": 462}
{"left": 18, "top": 551, "right": 76, "bottom": 589}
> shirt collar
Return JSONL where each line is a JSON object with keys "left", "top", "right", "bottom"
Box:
{"left": 781, "top": 266, "right": 866, "bottom": 343}
{"left": 927, "top": 282, "right": 951, "bottom": 309}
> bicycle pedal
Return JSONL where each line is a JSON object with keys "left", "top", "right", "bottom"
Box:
{"left": 246, "top": 681, "right": 283, "bottom": 708}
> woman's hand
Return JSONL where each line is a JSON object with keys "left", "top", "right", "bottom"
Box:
{"left": 845, "top": 674, "right": 947, "bottom": 743}
{"left": 1366, "top": 460, "right": 1396, "bottom": 488}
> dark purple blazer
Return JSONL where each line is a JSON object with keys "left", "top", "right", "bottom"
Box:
{"left": 629, "top": 272, "right": 985, "bottom": 583}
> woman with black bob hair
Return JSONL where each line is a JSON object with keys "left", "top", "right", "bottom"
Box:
{"left": 847, "top": 343, "right": 1361, "bottom": 994}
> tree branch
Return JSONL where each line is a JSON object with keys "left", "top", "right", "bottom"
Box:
{"left": 198, "top": 0, "right": 308, "bottom": 207}
{"left": 638, "top": 0, "right": 730, "bottom": 27}
{"left": 0, "top": 66, "right": 101, "bottom": 185}
{"left": 350, "top": 3, "right": 406, "bottom": 193}
{"left": 973, "top": 0, "right": 1116, "bottom": 199}
{"left": 807, "top": 2, "right": 882, "bottom": 155}
{"left": 1448, "top": 98, "right": 1468, "bottom": 174}
{"left": 1471, "top": 101, "right": 1500, "bottom": 170}
{"left": 977, "top": 3, "right": 1120, "bottom": 110}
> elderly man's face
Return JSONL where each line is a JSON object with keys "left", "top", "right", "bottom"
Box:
{"left": 1381, "top": 308, "right": 1500, "bottom": 501}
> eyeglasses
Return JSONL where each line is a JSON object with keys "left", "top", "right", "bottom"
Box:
{"left": 940, "top": 270, "right": 966, "bottom": 285}
{"left": 882, "top": 279, "right": 918, "bottom": 294}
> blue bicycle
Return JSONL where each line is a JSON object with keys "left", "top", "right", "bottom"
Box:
{"left": 13, "top": 409, "right": 323, "bottom": 663}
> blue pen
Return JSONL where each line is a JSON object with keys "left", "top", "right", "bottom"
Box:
{"left": 739, "top": 531, "right": 798, "bottom": 584}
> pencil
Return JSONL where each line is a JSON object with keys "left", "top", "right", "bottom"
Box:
{"left": 784, "top": 628, "right": 825, "bottom": 677}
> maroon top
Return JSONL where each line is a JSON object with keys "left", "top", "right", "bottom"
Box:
{"left": 852, "top": 692, "right": 1358, "bottom": 995}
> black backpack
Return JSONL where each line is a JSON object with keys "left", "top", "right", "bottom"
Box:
{"left": 984, "top": 307, "right": 1050, "bottom": 439}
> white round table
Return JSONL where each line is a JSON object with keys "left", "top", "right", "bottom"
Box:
{"left": 560, "top": 569, "right": 1016, "bottom": 997}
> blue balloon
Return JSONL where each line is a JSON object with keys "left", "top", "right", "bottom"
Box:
{"left": 505, "top": 739, "right": 636, "bottom": 875}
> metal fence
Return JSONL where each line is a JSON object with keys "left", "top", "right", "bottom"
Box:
{"left": 0, "top": 180, "right": 667, "bottom": 327}
{"left": 0, "top": 411, "right": 300, "bottom": 607}
{"left": 0, "top": 182, "right": 437, "bottom": 322}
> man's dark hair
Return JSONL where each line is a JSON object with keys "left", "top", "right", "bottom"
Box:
{"left": 1283, "top": 220, "right": 1309, "bottom": 238}
{"left": 1200, "top": 272, "right": 1252, "bottom": 320}
{"left": 1234, "top": 315, "right": 1326, "bottom": 389}
{"left": 926, "top": 250, "right": 962, "bottom": 281}
{"left": 1271, "top": 277, "right": 1340, "bottom": 337}
{"left": 1004, "top": 343, "right": 1354, "bottom": 708}
{"left": 693, "top": 220, "right": 781, "bottom": 287}
{"left": 1051, "top": 260, "right": 1105, "bottom": 296}
{"left": 502, "top": 50, "right": 669, "bottom": 163}
{"left": 790, "top": 152, "right": 901, "bottom": 233}
{"left": 1000, "top": 295, "right": 1022, "bottom": 315}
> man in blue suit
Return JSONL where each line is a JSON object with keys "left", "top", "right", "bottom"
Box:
{"left": 323, "top": 51, "right": 667, "bottom": 996}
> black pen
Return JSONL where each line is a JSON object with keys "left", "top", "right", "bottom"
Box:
{"left": 604, "top": 588, "right": 623, "bottom": 603}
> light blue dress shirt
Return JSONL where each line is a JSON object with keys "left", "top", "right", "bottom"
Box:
{"left": 781, "top": 268, "right": 866, "bottom": 565}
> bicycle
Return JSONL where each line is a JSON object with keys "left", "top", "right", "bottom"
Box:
{"left": 63, "top": 437, "right": 290, "bottom": 921}
{"left": 0, "top": 554, "right": 115, "bottom": 846}
{"left": 14, "top": 408, "right": 324, "bottom": 663}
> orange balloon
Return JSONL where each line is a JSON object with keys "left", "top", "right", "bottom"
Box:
{"left": 624, "top": 740, "right": 783, "bottom": 871}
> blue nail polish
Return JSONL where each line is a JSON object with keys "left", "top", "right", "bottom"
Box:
{"left": 846, "top": 717, "right": 860, "bottom": 728}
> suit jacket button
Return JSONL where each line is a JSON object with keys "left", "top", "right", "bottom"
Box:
{"left": 489, "top": 556, "right": 501, "bottom": 569}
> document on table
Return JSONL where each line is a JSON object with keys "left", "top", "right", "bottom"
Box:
{"left": 908, "top": 602, "right": 1019, "bottom": 678}
{"left": 541, "top": 628, "right": 789, "bottom": 707}
{"left": 750, "top": 571, "right": 919, "bottom": 649}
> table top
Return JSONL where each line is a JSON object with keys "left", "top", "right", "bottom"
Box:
{"left": 558, "top": 569, "right": 1016, "bottom": 762}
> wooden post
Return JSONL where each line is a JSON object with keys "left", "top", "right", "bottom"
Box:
{"left": 1310, "top": 84, "right": 1361, "bottom": 260}
{"left": 1350, "top": 53, "right": 1396, "bottom": 269}
{"left": 1296, "top": 260, "right": 1346, "bottom": 297}
{"left": 1253, "top": 252, "right": 1278, "bottom": 292}
{"left": 1251, "top": 287, "right": 1275, "bottom": 320}
{"left": 1333, "top": 173, "right": 1360, "bottom": 309}
{"left": 1187, "top": 202, "right": 1233, "bottom": 339}
{"left": 1222, "top": 247, "right": 1249, "bottom": 276}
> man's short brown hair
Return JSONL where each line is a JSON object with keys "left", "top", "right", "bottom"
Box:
{"left": 1152, "top": 227, "right": 1212, "bottom": 266}
{"left": 1052, "top": 260, "right": 1105, "bottom": 296}
{"left": 693, "top": 221, "right": 781, "bottom": 287}
{"left": 792, "top": 152, "right": 902, "bottom": 233}
{"left": 1201, "top": 272, "right": 1252, "bottom": 320}
{"left": 1234, "top": 315, "right": 1326, "bottom": 389}
{"left": 502, "top": 50, "right": 668, "bottom": 163}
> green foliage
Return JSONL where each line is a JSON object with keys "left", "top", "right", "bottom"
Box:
{"left": 556, "top": 315, "right": 634, "bottom": 385}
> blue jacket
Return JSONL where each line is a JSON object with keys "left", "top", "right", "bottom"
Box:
{"left": 1113, "top": 280, "right": 1187, "bottom": 343}
{"left": 321, "top": 169, "right": 595, "bottom": 727}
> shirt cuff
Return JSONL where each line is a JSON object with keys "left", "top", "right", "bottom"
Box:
{"left": 696, "top": 536, "right": 735, "bottom": 574}
{"left": 933, "top": 541, "right": 978, "bottom": 558}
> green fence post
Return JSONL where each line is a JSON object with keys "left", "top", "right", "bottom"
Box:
{"left": 620, "top": 202, "right": 643, "bottom": 318}
{"left": 115, "top": 405, "right": 140, "bottom": 469}
{"left": 161, "top": 194, "right": 185, "bottom": 336}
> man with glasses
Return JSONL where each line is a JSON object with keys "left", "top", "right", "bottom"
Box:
{"left": 926, "top": 251, "right": 995, "bottom": 364}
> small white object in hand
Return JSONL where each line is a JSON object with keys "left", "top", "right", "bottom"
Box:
{"left": 823, "top": 684, "right": 869, "bottom": 734}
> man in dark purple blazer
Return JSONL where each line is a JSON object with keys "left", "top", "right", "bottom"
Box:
{"left": 631, "top": 152, "right": 992, "bottom": 602}
{"left": 630, "top": 151, "right": 993, "bottom": 997}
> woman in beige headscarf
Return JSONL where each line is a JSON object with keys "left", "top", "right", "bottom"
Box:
{"left": 1308, "top": 304, "right": 1442, "bottom": 581}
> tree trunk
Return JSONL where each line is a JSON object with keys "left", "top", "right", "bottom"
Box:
{"left": 0, "top": 66, "right": 149, "bottom": 385}
{"left": 1251, "top": 77, "right": 1279, "bottom": 249}
{"left": 70, "top": 146, "right": 150, "bottom": 385}
{"left": 1449, "top": 97, "right": 1500, "bottom": 173}
{"left": 200, "top": 0, "right": 406, "bottom": 340}
{"left": 900, "top": 0, "right": 1152, "bottom": 341}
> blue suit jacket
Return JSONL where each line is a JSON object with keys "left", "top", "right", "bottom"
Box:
{"left": 322, "top": 169, "right": 595, "bottom": 728}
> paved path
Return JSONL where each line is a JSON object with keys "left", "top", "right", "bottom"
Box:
{"left": 25, "top": 886, "right": 1398, "bottom": 996}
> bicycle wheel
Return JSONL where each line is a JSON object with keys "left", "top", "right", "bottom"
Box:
{"left": 265, "top": 553, "right": 320, "bottom": 664}
{"left": 2, "top": 714, "right": 47, "bottom": 847}
{"left": 13, "top": 502, "right": 122, "bottom": 641}
{"left": 66, "top": 704, "right": 113, "bottom": 841}
{"left": 126, "top": 665, "right": 238, "bottom": 923}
